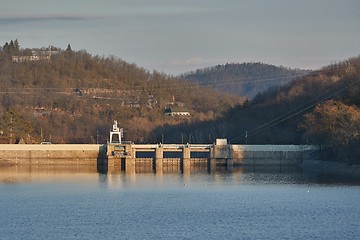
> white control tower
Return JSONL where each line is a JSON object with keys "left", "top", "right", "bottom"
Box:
{"left": 109, "top": 120, "right": 123, "bottom": 144}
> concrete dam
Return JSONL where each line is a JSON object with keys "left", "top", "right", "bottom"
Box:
{"left": 0, "top": 121, "right": 318, "bottom": 172}
{"left": 0, "top": 140, "right": 318, "bottom": 172}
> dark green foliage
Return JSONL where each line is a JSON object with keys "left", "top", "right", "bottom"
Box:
{"left": 2, "top": 39, "right": 20, "bottom": 54}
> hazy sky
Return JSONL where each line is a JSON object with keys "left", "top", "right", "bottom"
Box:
{"left": 1, "top": 0, "right": 360, "bottom": 74}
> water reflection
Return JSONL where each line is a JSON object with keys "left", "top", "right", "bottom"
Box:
{"left": 0, "top": 165, "right": 98, "bottom": 184}
{"left": 1, "top": 163, "right": 360, "bottom": 187}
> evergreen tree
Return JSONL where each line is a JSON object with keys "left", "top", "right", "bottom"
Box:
{"left": 2, "top": 39, "right": 20, "bottom": 53}
{"left": 2, "top": 42, "right": 9, "bottom": 50}
{"left": 9, "top": 40, "right": 14, "bottom": 51}
{"left": 14, "top": 39, "right": 20, "bottom": 51}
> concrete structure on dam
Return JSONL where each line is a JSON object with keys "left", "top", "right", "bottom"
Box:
{"left": 105, "top": 121, "right": 317, "bottom": 172}
{"left": 106, "top": 139, "right": 318, "bottom": 173}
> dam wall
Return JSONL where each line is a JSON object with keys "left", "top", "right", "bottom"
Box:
{"left": 0, "top": 144, "right": 106, "bottom": 166}
{"left": 0, "top": 143, "right": 319, "bottom": 168}
{"left": 212, "top": 144, "right": 318, "bottom": 165}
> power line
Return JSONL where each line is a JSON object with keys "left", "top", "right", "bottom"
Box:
{"left": 228, "top": 80, "right": 356, "bottom": 143}
{"left": 0, "top": 72, "right": 311, "bottom": 95}
{"left": 1, "top": 58, "right": 356, "bottom": 94}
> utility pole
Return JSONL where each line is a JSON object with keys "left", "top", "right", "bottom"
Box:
{"left": 9, "top": 117, "right": 13, "bottom": 144}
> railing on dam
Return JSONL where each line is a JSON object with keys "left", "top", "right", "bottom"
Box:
{"left": 131, "top": 143, "right": 211, "bottom": 151}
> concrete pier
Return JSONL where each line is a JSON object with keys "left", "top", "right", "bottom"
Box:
{"left": 155, "top": 147, "right": 164, "bottom": 173}
{"left": 181, "top": 147, "right": 191, "bottom": 173}
{"left": 124, "top": 157, "right": 136, "bottom": 174}
{"left": 208, "top": 158, "right": 216, "bottom": 171}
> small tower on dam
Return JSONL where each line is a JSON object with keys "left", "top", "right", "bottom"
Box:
{"left": 109, "top": 120, "right": 123, "bottom": 144}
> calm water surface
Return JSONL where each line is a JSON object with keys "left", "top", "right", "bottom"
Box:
{"left": 1, "top": 165, "right": 360, "bottom": 240}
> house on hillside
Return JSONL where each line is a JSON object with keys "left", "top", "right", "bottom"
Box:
{"left": 164, "top": 107, "right": 190, "bottom": 117}
{"left": 12, "top": 55, "right": 50, "bottom": 62}
{"left": 12, "top": 46, "right": 59, "bottom": 63}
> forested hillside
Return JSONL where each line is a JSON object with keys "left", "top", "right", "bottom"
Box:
{"left": 2, "top": 40, "right": 359, "bottom": 163}
{"left": 154, "top": 56, "right": 360, "bottom": 164}
{"left": 181, "top": 63, "right": 311, "bottom": 98}
{"left": 0, "top": 40, "right": 243, "bottom": 144}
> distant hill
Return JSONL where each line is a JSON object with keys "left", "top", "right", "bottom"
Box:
{"left": 180, "top": 63, "right": 311, "bottom": 98}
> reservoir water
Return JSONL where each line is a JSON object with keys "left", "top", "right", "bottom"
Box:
{"left": 1, "top": 165, "right": 360, "bottom": 240}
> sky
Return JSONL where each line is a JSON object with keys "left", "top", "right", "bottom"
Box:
{"left": 1, "top": 0, "right": 360, "bottom": 75}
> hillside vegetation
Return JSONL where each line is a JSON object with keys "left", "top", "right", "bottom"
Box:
{"left": 2, "top": 40, "right": 359, "bottom": 164}
{"left": 0, "top": 40, "right": 243, "bottom": 144}
{"left": 181, "top": 63, "right": 311, "bottom": 98}
{"left": 154, "top": 56, "right": 360, "bottom": 164}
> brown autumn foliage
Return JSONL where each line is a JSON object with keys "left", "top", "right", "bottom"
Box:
{"left": 301, "top": 100, "right": 360, "bottom": 144}
{"left": 301, "top": 100, "right": 360, "bottom": 163}
{"left": 0, "top": 40, "right": 243, "bottom": 144}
